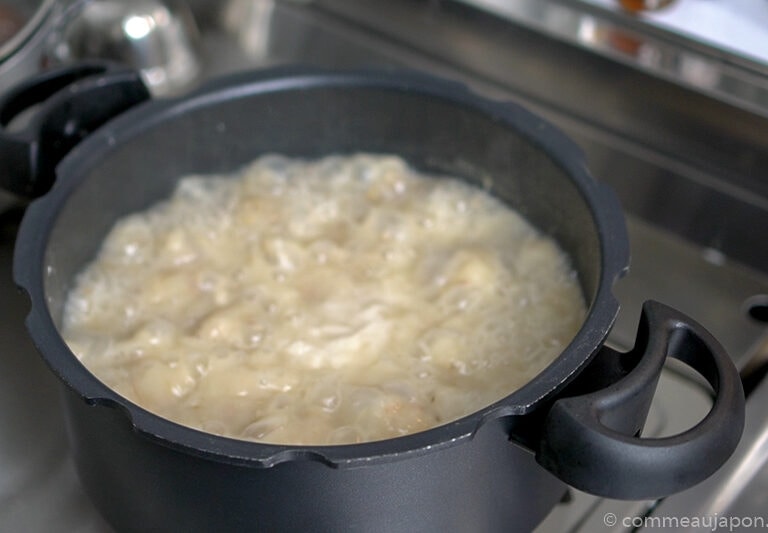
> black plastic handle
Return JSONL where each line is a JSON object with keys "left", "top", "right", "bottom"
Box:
{"left": 536, "top": 300, "right": 745, "bottom": 500}
{"left": 0, "top": 62, "right": 150, "bottom": 199}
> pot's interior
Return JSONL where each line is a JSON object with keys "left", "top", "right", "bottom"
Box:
{"left": 42, "top": 83, "right": 603, "bottom": 350}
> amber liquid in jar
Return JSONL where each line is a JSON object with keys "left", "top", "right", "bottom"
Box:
{"left": 618, "top": 0, "right": 675, "bottom": 12}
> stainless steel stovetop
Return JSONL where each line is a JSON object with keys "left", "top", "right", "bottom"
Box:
{"left": 1, "top": 1, "right": 767, "bottom": 531}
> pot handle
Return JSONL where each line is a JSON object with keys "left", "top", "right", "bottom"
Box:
{"left": 536, "top": 300, "right": 745, "bottom": 500}
{"left": 0, "top": 62, "right": 150, "bottom": 199}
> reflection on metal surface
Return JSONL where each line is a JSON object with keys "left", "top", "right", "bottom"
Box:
{"left": 49, "top": 0, "right": 202, "bottom": 96}
{"left": 453, "top": 0, "right": 768, "bottom": 117}
{"left": 585, "top": 0, "right": 768, "bottom": 65}
{"left": 609, "top": 219, "right": 768, "bottom": 370}
{"left": 222, "top": 0, "right": 276, "bottom": 61}
{"left": 0, "top": 1, "right": 88, "bottom": 91}
{"left": 0, "top": 0, "right": 54, "bottom": 62}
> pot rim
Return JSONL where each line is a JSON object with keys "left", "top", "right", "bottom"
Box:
{"left": 14, "top": 66, "right": 629, "bottom": 467}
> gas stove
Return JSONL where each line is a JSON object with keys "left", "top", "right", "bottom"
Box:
{"left": 1, "top": 1, "right": 766, "bottom": 531}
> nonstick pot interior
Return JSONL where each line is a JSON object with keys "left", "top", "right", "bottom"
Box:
{"left": 25, "top": 70, "right": 627, "bottom": 464}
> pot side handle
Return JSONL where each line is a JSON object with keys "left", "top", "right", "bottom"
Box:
{"left": 536, "top": 300, "right": 745, "bottom": 500}
{"left": 0, "top": 62, "right": 150, "bottom": 199}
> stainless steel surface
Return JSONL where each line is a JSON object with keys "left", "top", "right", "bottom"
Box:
{"left": 48, "top": 0, "right": 202, "bottom": 96}
{"left": 0, "top": 0, "right": 52, "bottom": 62}
{"left": 1, "top": 0, "right": 767, "bottom": 531}
{"left": 453, "top": 0, "right": 768, "bottom": 115}
{"left": 0, "top": 0, "right": 87, "bottom": 90}
{"left": 583, "top": 0, "right": 768, "bottom": 66}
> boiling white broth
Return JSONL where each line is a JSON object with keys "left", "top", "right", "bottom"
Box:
{"left": 62, "top": 154, "right": 586, "bottom": 445}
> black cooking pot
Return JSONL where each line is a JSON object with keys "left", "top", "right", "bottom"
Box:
{"left": 0, "top": 63, "right": 745, "bottom": 533}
